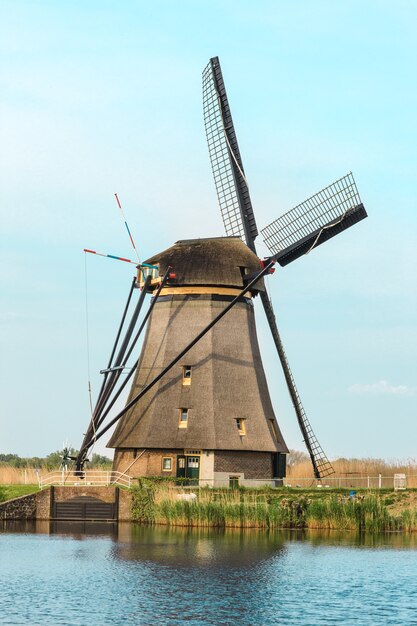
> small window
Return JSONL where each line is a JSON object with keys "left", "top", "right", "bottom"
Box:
{"left": 236, "top": 418, "right": 246, "bottom": 436}
{"left": 162, "top": 457, "right": 172, "bottom": 471}
{"left": 140, "top": 263, "right": 159, "bottom": 283}
{"left": 179, "top": 408, "right": 189, "bottom": 428}
{"left": 182, "top": 366, "right": 192, "bottom": 385}
{"left": 229, "top": 476, "right": 240, "bottom": 489}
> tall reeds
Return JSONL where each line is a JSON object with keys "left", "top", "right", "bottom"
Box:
{"left": 0, "top": 467, "right": 39, "bottom": 485}
{"left": 131, "top": 482, "right": 417, "bottom": 532}
{"left": 287, "top": 455, "right": 417, "bottom": 487}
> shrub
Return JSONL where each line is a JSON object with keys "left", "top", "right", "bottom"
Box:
{"left": 131, "top": 479, "right": 157, "bottom": 523}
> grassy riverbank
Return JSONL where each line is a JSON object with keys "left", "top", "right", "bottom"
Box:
{"left": 0, "top": 485, "right": 39, "bottom": 502}
{"left": 131, "top": 481, "right": 417, "bottom": 532}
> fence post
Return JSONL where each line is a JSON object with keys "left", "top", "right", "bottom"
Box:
{"left": 378, "top": 474, "right": 382, "bottom": 489}
{"left": 367, "top": 476, "right": 370, "bottom": 489}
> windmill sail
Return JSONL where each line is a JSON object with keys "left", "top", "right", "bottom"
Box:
{"left": 202, "top": 57, "right": 258, "bottom": 250}
{"left": 262, "top": 173, "right": 367, "bottom": 266}
{"left": 203, "top": 56, "right": 335, "bottom": 480}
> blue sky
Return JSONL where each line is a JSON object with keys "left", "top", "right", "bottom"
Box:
{"left": 1, "top": 0, "right": 416, "bottom": 460}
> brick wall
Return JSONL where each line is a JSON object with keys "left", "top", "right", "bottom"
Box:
{"left": 52, "top": 486, "right": 116, "bottom": 503}
{"left": 113, "top": 448, "right": 182, "bottom": 478}
{"left": 214, "top": 451, "right": 273, "bottom": 479}
{"left": 114, "top": 448, "right": 274, "bottom": 479}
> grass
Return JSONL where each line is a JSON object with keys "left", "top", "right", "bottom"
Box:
{"left": 131, "top": 480, "right": 417, "bottom": 532}
{"left": 0, "top": 485, "right": 39, "bottom": 502}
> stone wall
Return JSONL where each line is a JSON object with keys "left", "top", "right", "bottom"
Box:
{"left": 214, "top": 451, "right": 273, "bottom": 479}
{"left": 118, "top": 489, "right": 133, "bottom": 521}
{"left": 36, "top": 488, "right": 51, "bottom": 519}
{"left": 0, "top": 493, "right": 37, "bottom": 520}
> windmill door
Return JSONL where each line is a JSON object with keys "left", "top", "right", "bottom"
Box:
{"left": 176, "top": 453, "right": 200, "bottom": 484}
{"left": 176, "top": 455, "right": 186, "bottom": 479}
{"left": 186, "top": 455, "right": 200, "bottom": 481}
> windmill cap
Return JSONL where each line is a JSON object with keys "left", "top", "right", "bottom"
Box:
{"left": 145, "top": 237, "right": 265, "bottom": 292}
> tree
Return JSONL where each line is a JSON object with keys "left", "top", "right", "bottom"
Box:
{"left": 287, "top": 449, "right": 309, "bottom": 468}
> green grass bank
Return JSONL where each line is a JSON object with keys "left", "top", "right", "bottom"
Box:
{"left": 131, "top": 480, "right": 417, "bottom": 532}
{"left": 0, "top": 485, "right": 39, "bottom": 502}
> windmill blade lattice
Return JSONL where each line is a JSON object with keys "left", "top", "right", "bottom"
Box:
{"left": 262, "top": 173, "right": 367, "bottom": 266}
{"left": 202, "top": 57, "right": 258, "bottom": 249}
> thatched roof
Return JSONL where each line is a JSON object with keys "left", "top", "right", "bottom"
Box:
{"left": 145, "top": 237, "right": 265, "bottom": 291}
{"left": 108, "top": 298, "right": 288, "bottom": 454}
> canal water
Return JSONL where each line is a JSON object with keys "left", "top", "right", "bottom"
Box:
{"left": 1, "top": 522, "right": 417, "bottom": 625}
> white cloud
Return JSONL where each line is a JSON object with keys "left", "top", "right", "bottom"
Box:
{"left": 348, "top": 380, "right": 416, "bottom": 397}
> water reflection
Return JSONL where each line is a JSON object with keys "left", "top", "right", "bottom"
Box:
{"left": 298, "top": 528, "right": 417, "bottom": 549}
{"left": 1, "top": 522, "right": 417, "bottom": 626}
{"left": 2, "top": 520, "right": 417, "bottom": 551}
{"left": 1, "top": 519, "right": 119, "bottom": 538}
{"left": 114, "top": 524, "right": 287, "bottom": 568}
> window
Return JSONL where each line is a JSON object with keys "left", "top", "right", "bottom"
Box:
{"left": 229, "top": 476, "right": 240, "bottom": 489}
{"left": 179, "top": 408, "right": 189, "bottom": 428}
{"left": 187, "top": 456, "right": 199, "bottom": 469}
{"left": 162, "top": 457, "right": 172, "bottom": 471}
{"left": 236, "top": 418, "right": 246, "bottom": 436}
{"left": 140, "top": 264, "right": 159, "bottom": 282}
{"left": 182, "top": 365, "right": 192, "bottom": 385}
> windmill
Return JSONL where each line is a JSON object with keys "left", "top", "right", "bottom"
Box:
{"left": 60, "top": 443, "right": 76, "bottom": 472}
{"left": 75, "top": 57, "right": 367, "bottom": 484}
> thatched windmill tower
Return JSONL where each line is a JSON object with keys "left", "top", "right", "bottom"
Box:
{"left": 108, "top": 237, "right": 288, "bottom": 485}
{"left": 76, "top": 57, "right": 367, "bottom": 484}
